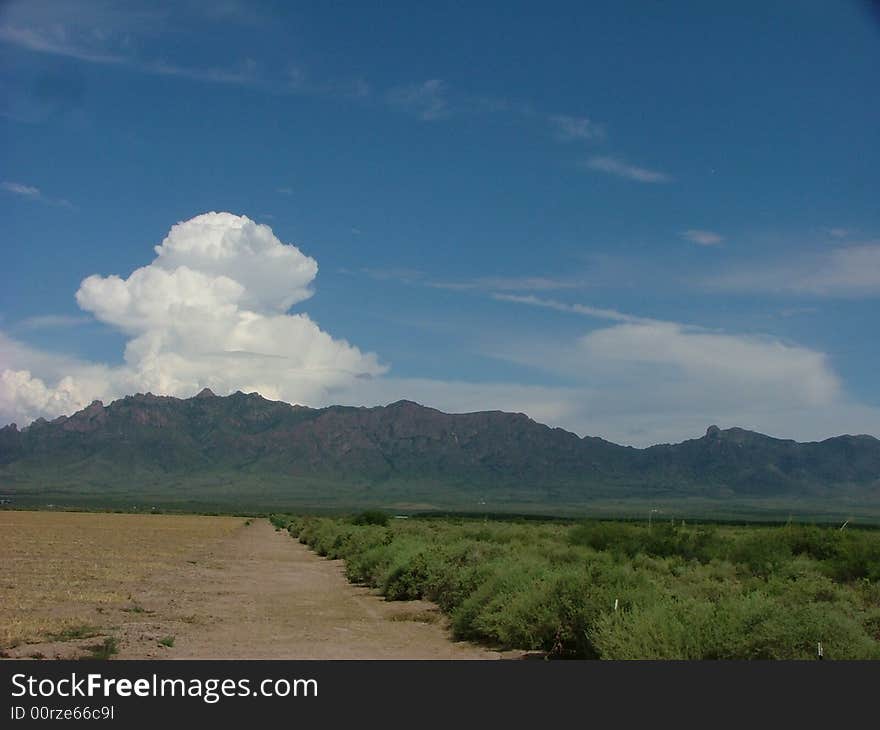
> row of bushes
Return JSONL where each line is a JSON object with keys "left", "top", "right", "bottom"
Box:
{"left": 270, "top": 513, "right": 880, "bottom": 659}
{"left": 568, "top": 520, "right": 880, "bottom": 581}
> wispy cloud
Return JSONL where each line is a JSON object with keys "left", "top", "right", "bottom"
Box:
{"left": 827, "top": 228, "right": 851, "bottom": 239}
{"left": 276, "top": 187, "right": 294, "bottom": 196}
{"left": 0, "top": 22, "right": 266, "bottom": 87}
{"left": 386, "top": 79, "right": 450, "bottom": 121}
{"left": 2, "top": 181, "right": 40, "bottom": 198}
{"left": 3, "top": 17, "right": 663, "bottom": 184}
{"left": 2, "top": 14, "right": 671, "bottom": 196}
{"left": 492, "top": 294, "right": 660, "bottom": 325}
{"left": 2, "top": 181, "right": 75, "bottom": 209}
{"left": 548, "top": 114, "right": 604, "bottom": 141}
{"left": 777, "top": 306, "right": 818, "bottom": 318}
{"left": 432, "top": 277, "right": 581, "bottom": 292}
{"left": 707, "top": 243, "right": 880, "bottom": 298}
{"left": 584, "top": 156, "right": 671, "bottom": 183}
{"left": 353, "top": 267, "right": 425, "bottom": 285}
{"left": 0, "top": 24, "right": 127, "bottom": 65}
{"left": 15, "top": 314, "right": 93, "bottom": 330}
{"left": 350, "top": 268, "right": 582, "bottom": 293}
{"left": 471, "top": 96, "right": 536, "bottom": 117}
{"left": 0, "top": 21, "right": 360, "bottom": 100}
{"left": 148, "top": 57, "right": 264, "bottom": 86}
{"left": 681, "top": 229, "right": 723, "bottom": 246}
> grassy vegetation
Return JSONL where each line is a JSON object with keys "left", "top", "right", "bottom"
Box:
{"left": 6, "top": 482, "right": 880, "bottom": 523}
{"left": 270, "top": 513, "right": 880, "bottom": 659}
{"left": 47, "top": 625, "right": 102, "bottom": 642}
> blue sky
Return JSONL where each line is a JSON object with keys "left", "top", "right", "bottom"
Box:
{"left": 1, "top": 0, "right": 879, "bottom": 445}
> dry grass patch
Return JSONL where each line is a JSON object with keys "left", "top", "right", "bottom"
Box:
{"left": 0, "top": 511, "right": 241, "bottom": 650}
{"left": 385, "top": 606, "right": 443, "bottom": 624}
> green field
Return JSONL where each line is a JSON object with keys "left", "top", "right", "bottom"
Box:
{"left": 270, "top": 513, "right": 880, "bottom": 659}
{"left": 7, "top": 480, "right": 880, "bottom": 524}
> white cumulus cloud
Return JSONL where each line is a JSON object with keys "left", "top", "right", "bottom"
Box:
{"left": 485, "top": 295, "right": 879, "bottom": 445}
{"left": 0, "top": 212, "right": 384, "bottom": 425}
{"left": 4, "top": 219, "right": 880, "bottom": 447}
{"left": 577, "top": 322, "right": 840, "bottom": 408}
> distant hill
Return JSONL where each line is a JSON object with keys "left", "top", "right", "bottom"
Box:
{"left": 1, "top": 390, "right": 878, "bottom": 517}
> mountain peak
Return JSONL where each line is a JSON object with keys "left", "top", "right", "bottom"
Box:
{"left": 2, "top": 393, "right": 879, "bottom": 513}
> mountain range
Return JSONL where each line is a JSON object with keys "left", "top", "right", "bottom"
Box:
{"left": 1, "top": 389, "right": 878, "bottom": 517}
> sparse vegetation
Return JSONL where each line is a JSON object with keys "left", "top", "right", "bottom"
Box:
{"left": 273, "top": 514, "right": 880, "bottom": 659}
{"left": 158, "top": 635, "right": 175, "bottom": 648}
{"left": 83, "top": 636, "right": 119, "bottom": 660}
{"left": 48, "top": 625, "right": 102, "bottom": 642}
{"left": 121, "top": 604, "right": 149, "bottom": 614}
{"left": 0, "top": 511, "right": 240, "bottom": 651}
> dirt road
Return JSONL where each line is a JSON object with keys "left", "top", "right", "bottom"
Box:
{"left": 114, "top": 518, "right": 507, "bottom": 659}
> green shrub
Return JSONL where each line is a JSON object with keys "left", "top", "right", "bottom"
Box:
{"left": 730, "top": 532, "right": 792, "bottom": 578}
{"left": 569, "top": 521, "right": 721, "bottom": 563}
{"left": 786, "top": 525, "right": 842, "bottom": 561}
{"left": 268, "top": 514, "right": 291, "bottom": 529}
{"left": 82, "top": 637, "right": 119, "bottom": 660}
{"left": 352, "top": 510, "right": 390, "bottom": 527}
{"left": 826, "top": 534, "right": 880, "bottom": 582}
{"left": 278, "top": 514, "right": 880, "bottom": 659}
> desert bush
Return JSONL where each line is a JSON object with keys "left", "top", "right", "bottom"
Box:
{"left": 268, "top": 514, "right": 291, "bottom": 530}
{"left": 352, "top": 510, "right": 389, "bottom": 527}
{"left": 278, "top": 514, "right": 880, "bottom": 659}
{"left": 786, "top": 525, "right": 842, "bottom": 561}
{"left": 568, "top": 521, "right": 721, "bottom": 563}
{"left": 826, "top": 533, "right": 880, "bottom": 582}
{"left": 729, "top": 532, "right": 793, "bottom": 578}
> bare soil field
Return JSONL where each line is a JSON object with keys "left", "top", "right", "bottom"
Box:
{"left": 1, "top": 512, "right": 508, "bottom": 659}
